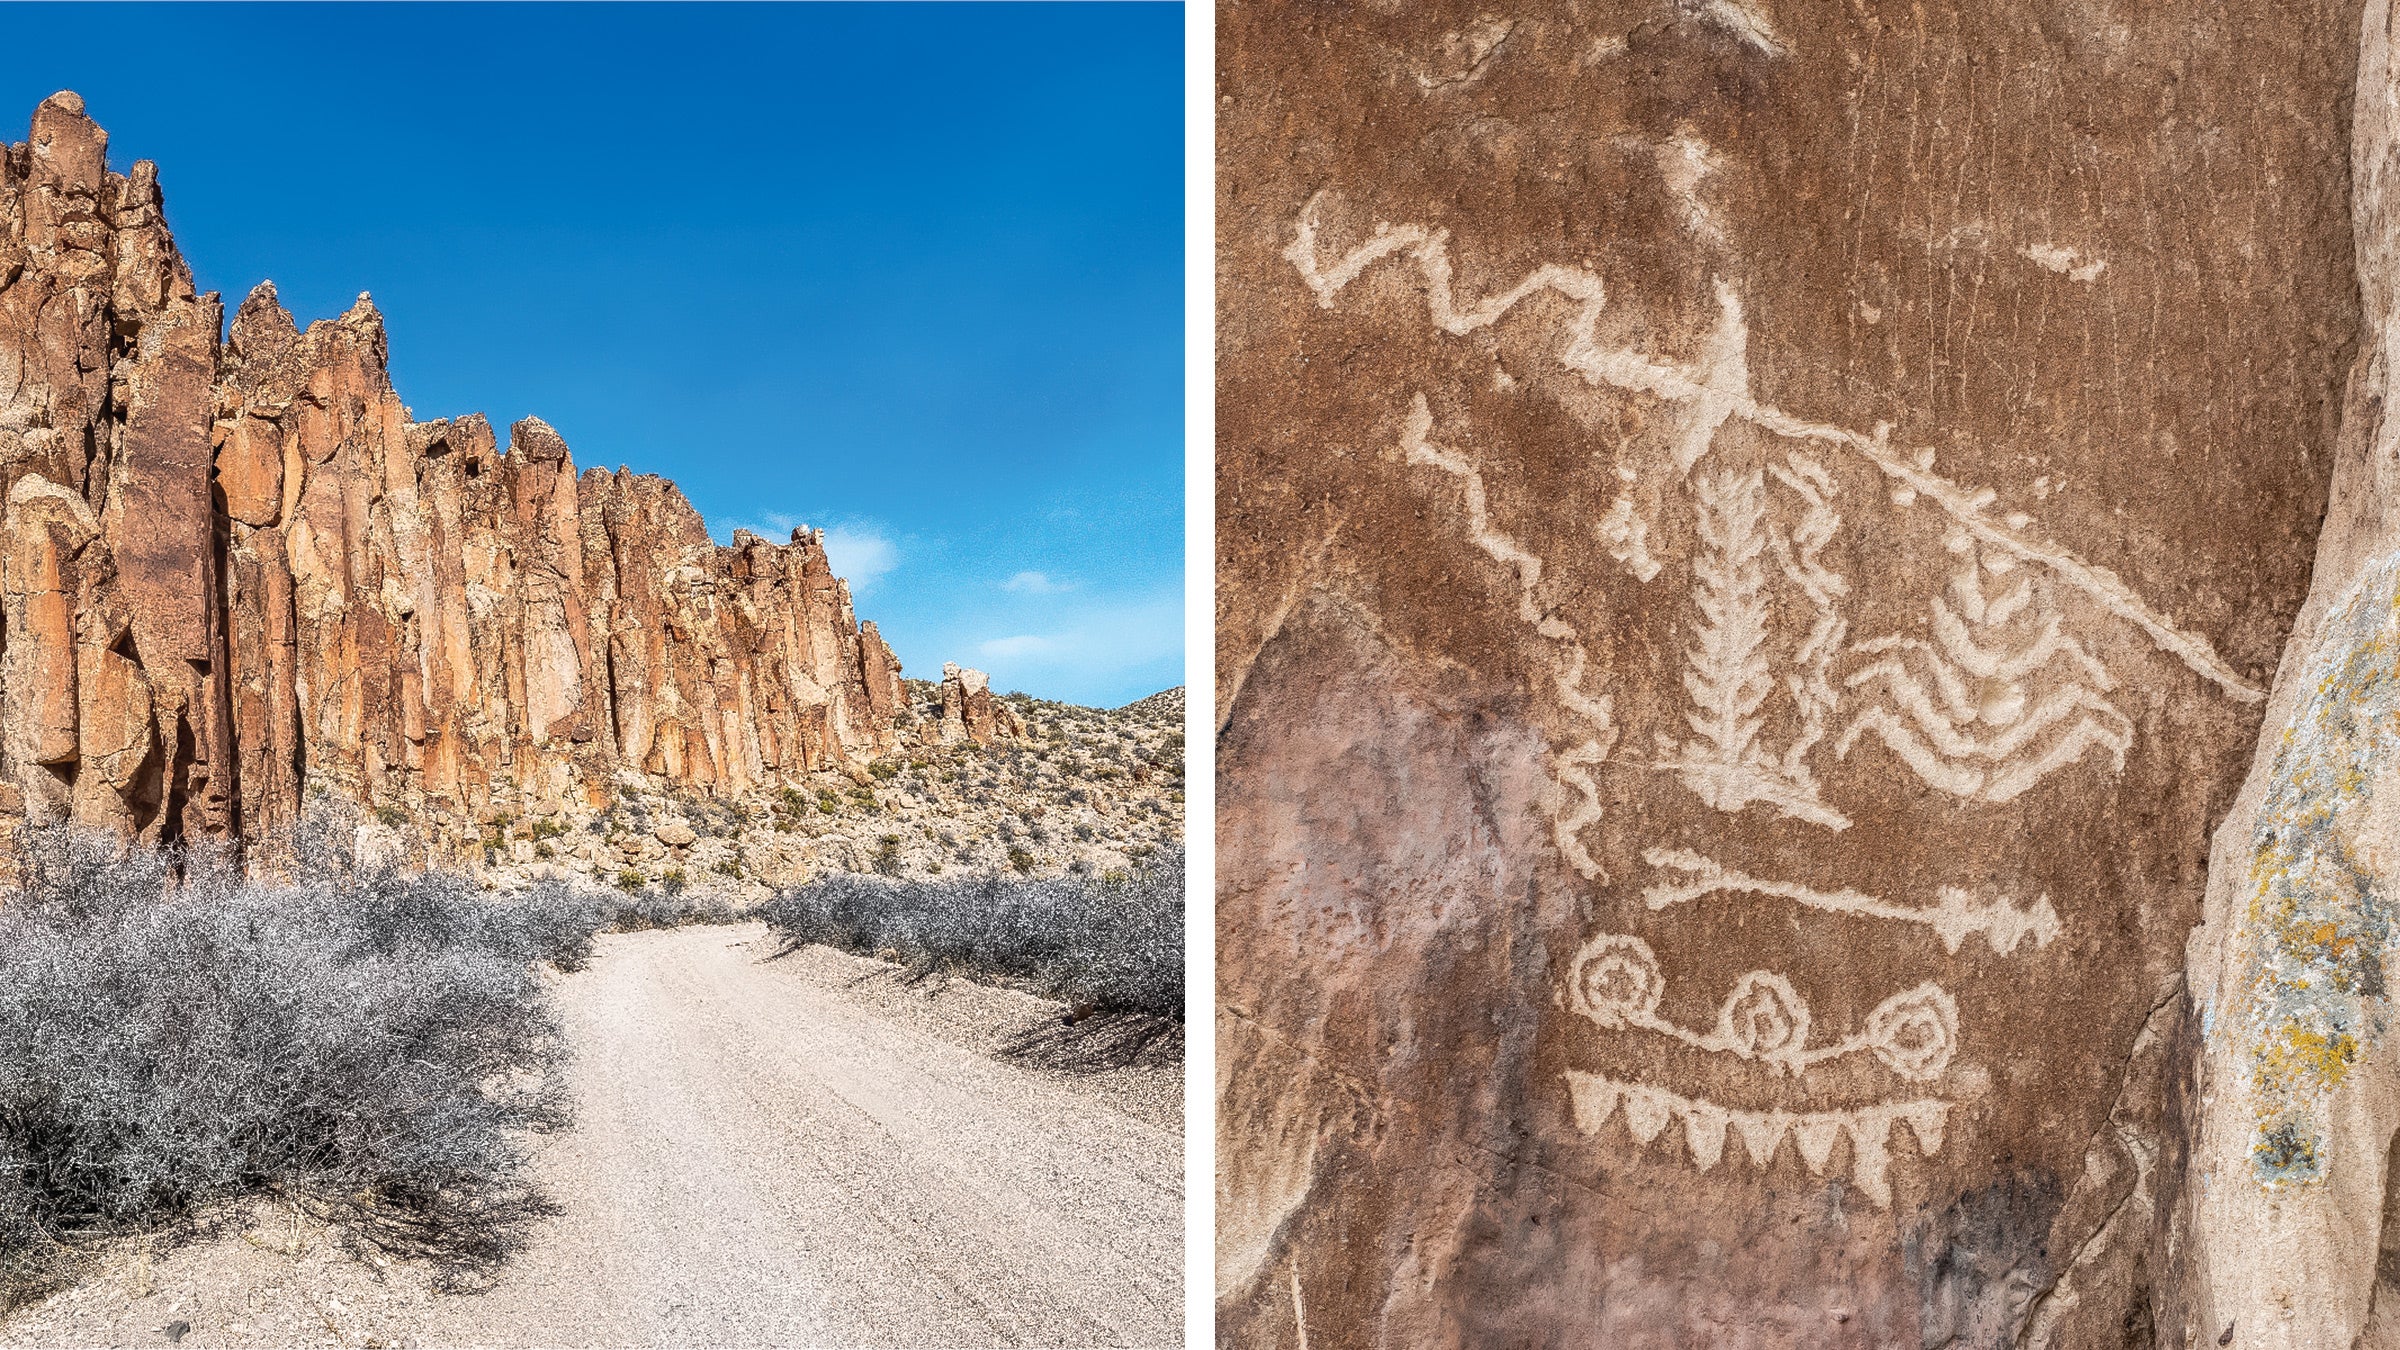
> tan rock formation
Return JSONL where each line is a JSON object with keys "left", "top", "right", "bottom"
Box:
{"left": 1217, "top": 3, "right": 2366, "bottom": 1343}
{"left": 937, "top": 661, "right": 1026, "bottom": 745}
{"left": 2177, "top": 3, "right": 2400, "bottom": 1342}
{"left": 0, "top": 93, "right": 933, "bottom": 864}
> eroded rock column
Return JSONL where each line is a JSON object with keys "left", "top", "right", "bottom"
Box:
{"left": 0, "top": 91, "right": 929, "bottom": 869}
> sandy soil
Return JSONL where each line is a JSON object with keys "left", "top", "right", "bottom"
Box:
{"left": 0, "top": 924, "right": 1183, "bottom": 1349}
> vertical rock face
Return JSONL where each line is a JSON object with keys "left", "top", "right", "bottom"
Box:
{"left": 2178, "top": 3, "right": 2400, "bottom": 1342}
{"left": 1218, "top": 2, "right": 2364, "bottom": 1344}
{"left": 0, "top": 93, "right": 969, "bottom": 865}
{"left": 937, "top": 660, "right": 1027, "bottom": 745}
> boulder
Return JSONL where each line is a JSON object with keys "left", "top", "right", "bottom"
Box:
{"left": 1217, "top": 1, "right": 2366, "bottom": 1342}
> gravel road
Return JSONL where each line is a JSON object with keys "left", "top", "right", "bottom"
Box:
{"left": 1, "top": 923, "right": 1184, "bottom": 1349}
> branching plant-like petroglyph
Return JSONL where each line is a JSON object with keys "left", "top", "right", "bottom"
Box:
{"left": 1641, "top": 848, "right": 2062, "bottom": 957}
{"left": 1565, "top": 1070, "right": 1949, "bottom": 1208}
{"left": 1665, "top": 467, "right": 1852, "bottom": 829}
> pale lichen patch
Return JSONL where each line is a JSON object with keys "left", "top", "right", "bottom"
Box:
{"left": 2233, "top": 558, "right": 2400, "bottom": 1185}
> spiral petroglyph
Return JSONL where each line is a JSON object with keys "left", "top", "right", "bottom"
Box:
{"left": 1565, "top": 931, "right": 1959, "bottom": 1084}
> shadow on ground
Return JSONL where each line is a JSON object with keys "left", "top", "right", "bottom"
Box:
{"left": 1002, "top": 1013, "right": 1183, "bottom": 1072}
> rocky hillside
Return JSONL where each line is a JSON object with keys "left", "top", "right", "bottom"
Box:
{"left": 0, "top": 91, "right": 1177, "bottom": 883}
{"left": 488, "top": 683, "right": 1186, "bottom": 894}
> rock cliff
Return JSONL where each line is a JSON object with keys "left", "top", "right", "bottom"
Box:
{"left": 1217, "top": 1, "right": 2379, "bottom": 1344}
{"left": 0, "top": 92, "right": 1000, "bottom": 869}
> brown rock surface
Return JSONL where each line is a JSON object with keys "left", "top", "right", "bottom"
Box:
{"left": 0, "top": 94, "right": 956, "bottom": 868}
{"left": 1218, "top": 3, "right": 2369, "bottom": 1344}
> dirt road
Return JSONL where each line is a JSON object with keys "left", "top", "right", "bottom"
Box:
{"left": 2, "top": 924, "right": 1183, "bottom": 1349}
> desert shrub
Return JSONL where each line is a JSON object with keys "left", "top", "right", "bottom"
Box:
{"left": 600, "top": 886, "right": 741, "bottom": 933}
{"left": 0, "top": 825, "right": 608, "bottom": 1311}
{"left": 759, "top": 846, "right": 1183, "bottom": 1018}
{"left": 504, "top": 879, "right": 609, "bottom": 973}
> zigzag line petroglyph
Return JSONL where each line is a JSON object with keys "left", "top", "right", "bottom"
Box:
{"left": 1598, "top": 495, "right": 1663, "bottom": 581}
{"left": 1769, "top": 455, "right": 1845, "bottom": 607}
{"left": 1769, "top": 454, "right": 1847, "bottom": 796}
{"left": 1567, "top": 1069, "right": 1947, "bottom": 1207}
{"left": 1641, "top": 847, "right": 2062, "bottom": 956}
{"left": 1400, "top": 395, "right": 1617, "bottom": 880}
{"left": 1568, "top": 932, "right": 1959, "bottom": 1081}
{"left": 1284, "top": 196, "right": 2265, "bottom": 703}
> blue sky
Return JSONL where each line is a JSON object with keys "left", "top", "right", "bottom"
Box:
{"left": 3, "top": 3, "right": 1184, "bottom": 707}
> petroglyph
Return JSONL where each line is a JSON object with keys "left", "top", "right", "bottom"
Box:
{"left": 1641, "top": 847, "right": 2062, "bottom": 956}
{"left": 1566, "top": 1070, "right": 1948, "bottom": 1207}
{"left": 1400, "top": 396, "right": 1617, "bottom": 880}
{"left": 1770, "top": 453, "right": 1848, "bottom": 801}
{"left": 1283, "top": 195, "right": 2266, "bottom": 704}
{"left": 1674, "top": 0, "right": 1785, "bottom": 57}
{"left": 1837, "top": 527, "right": 2134, "bottom": 804}
{"left": 2022, "top": 242, "right": 2108, "bottom": 283}
{"left": 1665, "top": 467, "right": 1850, "bottom": 828}
{"left": 1293, "top": 194, "right": 2230, "bottom": 1210}
{"left": 1597, "top": 495, "right": 1663, "bottom": 581}
{"left": 1768, "top": 455, "right": 1846, "bottom": 607}
{"left": 1567, "top": 932, "right": 1960, "bottom": 1081}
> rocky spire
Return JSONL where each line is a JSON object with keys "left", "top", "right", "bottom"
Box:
{"left": 0, "top": 94, "right": 999, "bottom": 864}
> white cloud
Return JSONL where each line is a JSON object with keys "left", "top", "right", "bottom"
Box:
{"left": 958, "top": 592, "right": 1183, "bottom": 704}
{"left": 980, "top": 634, "right": 1058, "bottom": 659}
{"left": 1001, "top": 571, "right": 1074, "bottom": 595}
{"left": 819, "top": 524, "right": 899, "bottom": 594}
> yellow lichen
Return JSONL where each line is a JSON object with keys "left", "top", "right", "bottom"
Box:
{"left": 2254, "top": 1023, "right": 2360, "bottom": 1099}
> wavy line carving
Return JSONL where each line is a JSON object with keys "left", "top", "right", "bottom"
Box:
{"left": 1400, "top": 396, "right": 1618, "bottom": 880}
{"left": 1837, "top": 528, "right": 2136, "bottom": 803}
{"left": 1284, "top": 194, "right": 2264, "bottom": 703}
